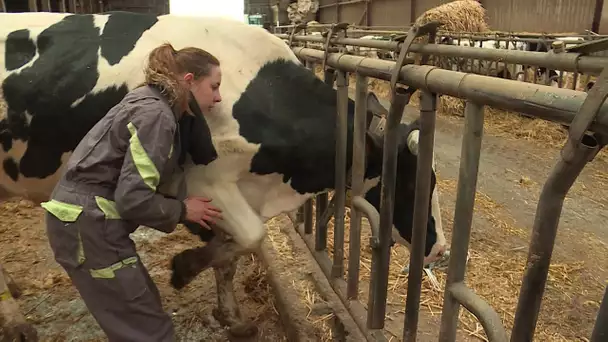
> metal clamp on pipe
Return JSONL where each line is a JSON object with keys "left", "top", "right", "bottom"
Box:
{"left": 563, "top": 64, "right": 608, "bottom": 162}
{"left": 321, "top": 22, "right": 350, "bottom": 71}
{"left": 288, "top": 23, "right": 308, "bottom": 48}
{"left": 389, "top": 21, "right": 443, "bottom": 93}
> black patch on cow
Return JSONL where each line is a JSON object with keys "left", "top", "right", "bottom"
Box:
{"left": 5, "top": 29, "right": 37, "bottom": 71}
{"left": 232, "top": 59, "right": 356, "bottom": 194}
{"left": 3, "top": 157, "right": 19, "bottom": 181}
{"left": 1, "top": 12, "right": 158, "bottom": 179}
{"left": 233, "top": 61, "right": 438, "bottom": 256}
{"left": 100, "top": 12, "right": 158, "bottom": 66}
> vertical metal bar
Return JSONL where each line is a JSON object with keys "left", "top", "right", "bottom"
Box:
{"left": 367, "top": 87, "right": 410, "bottom": 329}
{"left": 316, "top": 68, "right": 335, "bottom": 251}
{"left": 0, "top": 0, "right": 6, "bottom": 12}
{"left": 438, "top": 101, "right": 485, "bottom": 342}
{"left": 303, "top": 59, "right": 316, "bottom": 235}
{"left": 28, "top": 0, "right": 38, "bottom": 11}
{"left": 590, "top": 284, "right": 608, "bottom": 342}
{"left": 510, "top": 134, "right": 600, "bottom": 342}
{"left": 69, "top": 0, "right": 77, "bottom": 13}
{"left": 59, "top": 0, "right": 67, "bottom": 13}
{"left": 403, "top": 91, "right": 437, "bottom": 342}
{"left": 332, "top": 69, "right": 349, "bottom": 279}
{"left": 40, "top": 0, "right": 51, "bottom": 11}
{"left": 347, "top": 74, "right": 368, "bottom": 299}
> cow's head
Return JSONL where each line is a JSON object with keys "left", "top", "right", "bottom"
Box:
{"left": 362, "top": 92, "right": 446, "bottom": 265}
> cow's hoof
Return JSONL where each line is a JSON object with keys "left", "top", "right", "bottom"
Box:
{"left": 228, "top": 322, "right": 258, "bottom": 339}
{"left": 4, "top": 322, "right": 38, "bottom": 342}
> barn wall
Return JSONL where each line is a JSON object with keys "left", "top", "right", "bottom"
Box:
{"left": 316, "top": 0, "right": 603, "bottom": 33}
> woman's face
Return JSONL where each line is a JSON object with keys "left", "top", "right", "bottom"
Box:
{"left": 183, "top": 65, "right": 222, "bottom": 113}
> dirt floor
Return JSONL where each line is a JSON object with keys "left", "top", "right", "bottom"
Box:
{"left": 0, "top": 202, "right": 287, "bottom": 342}
{"left": 1, "top": 73, "right": 607, "bottom": 341}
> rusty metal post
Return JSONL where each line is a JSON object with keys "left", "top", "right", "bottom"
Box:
{"left": 367, "top": 87, "right": 410, "bottom": 329}
{"left": 511, "top": 63, "right": 608, "bottom": 342}
{"left": 403, "top": 90, "right": 438, "bottom": 342}
{"left": 438, "top": 101, "right": 485, "bottom": 342}
{"left": 303, "top": 60, "right": 316, "bottom": 235}
{"left": 316, "top": 68, "right": 335, "bottom": 251}
{"left": 40, "top": 0, "right": 51, "bottom": 11}
{"left": 28, "top": 0, "right": 37, "bottom": 11}
{"left": 332, "top": 69, "right": 349, "bottom": 278}
{"left": 510, "top": 133, "right": 599, "bottom": 342}
{"left": 590, "top": 284, "right": 608, "bottom": 342}
{"left": 347, "top": 73, "right": 368, "bottom": 299}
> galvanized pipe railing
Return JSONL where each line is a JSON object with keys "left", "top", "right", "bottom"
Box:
{"left": 333, "top": 69, "right": 349, "bottom": 278}
{"left": 438, "top": 100, "right": 508, "bottom": 342}
{"left": 289, "top": 45, "right": 608, "bottom": 341}
{"left": 277, "top": 34, "right": 607, "bottom": 75}
{"left": 291, "top": 47, "right": 608, "bottom": 134}
{"left": 347, "top": 73, "right": 369, "bottom": 300}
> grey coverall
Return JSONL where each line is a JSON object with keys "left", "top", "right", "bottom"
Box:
{"left": 41, "top": 85, "right": 190, "bottom": 342}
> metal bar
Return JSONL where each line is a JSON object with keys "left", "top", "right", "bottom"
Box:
{"left": 303, "top": 60, "right": 316, "bottom": 235}
{"left": 351, "top": 196, "right": 380, "bottom": 242}
{"left": 403, "top": 91, "right": 437, "bottom": 342}
{"left": 40, "top": 0, "right": 51, "bottom": 11}
{"left": 278, "top": 35, "right": 608, "bottom": 75}
{"left": 510, "top": 133, "right": 600, "bottom": 341}
{"left": 28, "top": 0, "right": 37, "bottom": 12}
{"left": 59, "top": 0, "right": 67, "bottom": 13}
{"left": 449, "top": 283, "right": 508, "bottom": 342}
{"left": 367, "top": 87, "right": 410, "bottom": 329}
{"left": 0, "top": 0, "right": 6, "bottom": 13}
{"left": 319, "top": 0, "right": 367, "bottom": 9}
{"left": 290, "top": 48, "right": 608, "bottom": 135}
{"left": 439, "top": 101, "right": 485, "bottom": 342}
{"left": 590, "top": 284, "right": 608, "bottom": 342}
{"left": 332, "top": 70, "right": 349, "bottom": 278}
{"left": 315, "top": 69, "right": 335, "bottom": 251}
{"left": 347, "top": 74, "right": 368, "bottom": 299}
{"left": 295, "top": 224, "right": 388, "bottom": 342}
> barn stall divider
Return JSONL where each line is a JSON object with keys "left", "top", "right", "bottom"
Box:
{"left": 274, "top": 22, "right": 608, "bottom": 341}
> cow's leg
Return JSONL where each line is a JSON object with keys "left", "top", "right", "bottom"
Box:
{"left": 0, "top": 265, "right": 38, "bottom": 341}
{"left": 212, "top": 254, "right": 258, "bottom": 338}
{"left": 1, "top": 265, "right": 21, "bottom": 298}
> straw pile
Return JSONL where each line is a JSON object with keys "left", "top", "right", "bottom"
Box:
{"left": 414, "top": 0, "right": 490, "bottom": 33}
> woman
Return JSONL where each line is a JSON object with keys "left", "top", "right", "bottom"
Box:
{"left": 40, "top": 43, "right": 223, "bottom": 342}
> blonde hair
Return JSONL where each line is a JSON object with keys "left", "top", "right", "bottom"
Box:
{"left": 144, "top": 43, "right": 220, "bottom": 114}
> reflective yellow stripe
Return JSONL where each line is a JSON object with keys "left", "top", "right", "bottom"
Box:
{"left": 0, "top": 290, "right": 12, "bottom": 302}
{"left": 127, "top": 122, "right": 160, "bottom": 191}
{"left": 89, "top": 256, "right": 138, "bottom": 279}
{"left": 95, "top": 196, "right": 121, "bottom": 219}
{"left": 40, "top": 199, "right": 83, "bottom": 222}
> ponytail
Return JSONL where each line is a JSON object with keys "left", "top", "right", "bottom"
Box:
{"left": 144, "top": 42, "right": 220, "bottom": 115}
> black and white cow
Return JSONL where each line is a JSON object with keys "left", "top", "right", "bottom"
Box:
{"left": 0, "top": 12, "right": 446, "bottom": 338}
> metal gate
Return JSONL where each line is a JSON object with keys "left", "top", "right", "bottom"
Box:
{"left": 276, "top": 22, "right": 608, "bottom": 341}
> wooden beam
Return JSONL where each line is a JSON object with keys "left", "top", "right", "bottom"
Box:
{"left": 28, "top": 0, "right": 38, "bottom": 12}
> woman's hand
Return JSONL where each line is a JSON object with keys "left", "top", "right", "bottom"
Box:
{"left": 183, "top": 197, "right": 223, "bottom": 229}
